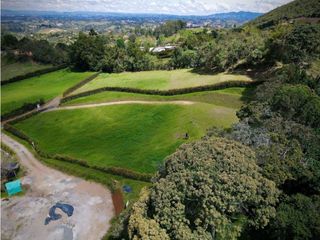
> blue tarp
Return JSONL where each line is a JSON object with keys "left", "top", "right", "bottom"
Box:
{"left": 122, "top": 185, "right": 132, "bottom": 193}
{"left": 45, "top": 202, "right": 74, "bottom": 225}
{"left": 5, "top": 179, "right": 22, "bottom": 196}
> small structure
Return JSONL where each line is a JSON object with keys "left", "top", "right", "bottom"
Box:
{"left": 5, "top": 179, "right": 22, "bottom": 196}
{"left": 2, "top": 162, "right": 20, "bottom": 179}
{"left": 149, "top": 45, "right": 176, "bottom": 53}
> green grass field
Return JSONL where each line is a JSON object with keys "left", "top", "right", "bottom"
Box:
{"left": 14, "top": 103, "right": 238, "bottom": 173}
{"left": 64, "top": 87, "right": 250, "bottom": 109}
{"left": 1, "top": 58, "right": 53, "bottom": 81}
{"left": 75, "top": 69, "right": 253, "bottom": 93}
{"left": 1, "top": 69, "right": 94, "bottom": 115}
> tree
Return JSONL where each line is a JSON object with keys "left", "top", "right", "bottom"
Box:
{"left": 70, "top": 32, "right": 106, "bottom": 71}
{"left": 272, "top": 84, "right": 320, "bottom": 128}
{"left": 129, "top": 138, "right": 279, "bottom": 240}
{"left": 1, "top": 34, "right": 18, "bottom": 50}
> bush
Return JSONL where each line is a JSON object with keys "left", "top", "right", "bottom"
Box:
{"left": 272, "top": 84, "right": 320, "bottom": 128}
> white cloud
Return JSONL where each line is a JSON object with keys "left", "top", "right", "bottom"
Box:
{"left": 2, "top": 0, "right": 293, "bottom": 15}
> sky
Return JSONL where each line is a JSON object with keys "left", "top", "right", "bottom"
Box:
{"left": 2, "top": 0, "right": 293, "bottom": 15}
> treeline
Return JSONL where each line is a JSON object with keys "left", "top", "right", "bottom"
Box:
{"left": 1, "top": 34, "right": 69, "bottom": 65}
{"left": 68, "top": 22, "right": 320, "bottom": 74}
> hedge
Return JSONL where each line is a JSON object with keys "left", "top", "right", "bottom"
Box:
{"left": 62, "top": 71, "right": 101, "bottom": 97}
{"left": 3, "top": 124, "right": 152, "bottom": 182}
{"left": 62, "top": 80, "right": 262, "bottom": 103}
{"left": 1, "top": 99, "right": 44, "bottom": 122}
{"left": 1, "top": 65, "right": 67, "bottom": 86}
{"left": 53, "top": 155, "right": 152, "bottom": 182}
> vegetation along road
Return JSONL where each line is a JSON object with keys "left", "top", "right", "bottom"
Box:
{"left": 1, "top": 133, "right": 114, "bottom": 240}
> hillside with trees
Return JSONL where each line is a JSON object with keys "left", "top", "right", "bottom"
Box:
{"left": 104, "top": 1, "right": 320, "bottom": 239}
{"left": 249, "top": 0, "right": 320, "bottom": 29}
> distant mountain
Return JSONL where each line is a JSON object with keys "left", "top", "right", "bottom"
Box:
{"left": 249, "top": 0, "right": 320, "bottom": 28}
{"left": 1, "top": 9, "right": 262, "bottom": 23}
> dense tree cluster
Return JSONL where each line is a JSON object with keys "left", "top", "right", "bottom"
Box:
{"left": 1, "top": 34, "right": 68, "bottom": 65}
{"left": 128, "top": 138, "right": 279, "bottom": 240}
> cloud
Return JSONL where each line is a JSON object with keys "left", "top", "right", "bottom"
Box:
{"left": 1, "top": 0, "right": 293, "bottom": 15}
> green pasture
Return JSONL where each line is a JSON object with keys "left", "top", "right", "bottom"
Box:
{"left": 64, "top": 87, "right": 250, "bottom": 109}
{"left": 14, "top": 103, "right": 238, "bottom": 173}
{"left": 1, "top": 69, "right": 94, "bottom": 115}
{"left": 1, "top": 58, "right": 53, "bottom": 81}
{"left": 75, "top": 69, "right": 253, "bottom": 93}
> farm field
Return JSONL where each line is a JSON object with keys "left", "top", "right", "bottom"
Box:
{"left": 1, "top": 69, "right": 94, "bottom": 115}
{"left": 14, "top": 102, "right": 238, "bottom": 173}
{"left": 64, "top": 87, "right": 251, "bottom": 109}
{"left": 74, "top": 69, "right": 253, "bottom": 93}
{"left": 1, "top": 58, "right": 53, "bottom": 81}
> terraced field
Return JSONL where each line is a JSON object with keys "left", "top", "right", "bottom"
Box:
{"left": 1, "top": 58, "right": 53, "bottom": 81}
{"left": 14, "top": 102, "right": 238, "bottom": 173}
{"left": 74, "top": 69, "right": 253, "bottom": 93}
{"left": 1, "top": 69, "right": 94, "bottom": 115}
{"left": 63, "top": 87, "right": 250, "bottom": 109}
{"left": 7, "top": 68, "right": 254, "bottom": 205}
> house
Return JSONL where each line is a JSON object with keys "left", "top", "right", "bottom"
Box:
{"left": 149, "top": 45, "right": 176, "bottom": 53}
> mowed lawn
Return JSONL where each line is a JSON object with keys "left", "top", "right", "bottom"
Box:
{"left": 1, "top": 69, "right": 94, "bottom": 115}
{"left": 64, "top": 87, "right": 249, "bottom": 109}
{"left": 14, "top": 103, "right": 238, "bottom": 173}
{"left": 75, "top": 69, "right": 253, "bottom": 93}
{"left": 1, "top": 59, "right": 53, "bottom": 81}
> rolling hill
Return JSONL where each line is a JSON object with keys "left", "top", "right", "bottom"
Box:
{"left": 249, "top": 0, "right": 320, "bottom": 28}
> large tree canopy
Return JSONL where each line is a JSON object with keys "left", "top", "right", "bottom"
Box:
{"left": 128, "top": 138, "right": 279, "bottom": 240}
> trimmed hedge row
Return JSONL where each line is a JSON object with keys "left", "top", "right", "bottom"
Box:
{"left": 54, "top": 155, "right": 152, "bottom": 182}
{"left": 1, "top": 100, "right": 44, "bottom": 121}
{"left": 4, "top": 124, "right": 152, "bottom": 182}
{"left": 1, "top": 65, "right": 67, "bottom": 86}
{"left": 62, "top": 80, "right": 261, "bottom": 103}
{"left": 8, "top": 107, "right": 50, "bottom": 125}
{"left": 62, "top": 71, "right": 101, "bottom": 97}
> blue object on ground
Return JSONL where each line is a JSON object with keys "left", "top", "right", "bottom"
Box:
{"left": 122, "top": 185, "right": 132, "bottom": 193}
{"left": 5, "top": 179, "right": 22, "bottom": 196}
{"left": 45, "top": 202, "right": 74, "bottom": 225}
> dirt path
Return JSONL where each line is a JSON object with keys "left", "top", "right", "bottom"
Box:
{"left": 48, "top": 100, "right": 195, "bottom": 111}
{"left": 1, "top": 133, "right": 115, "bottom": 240}
{"left": 2, "top": 96, "right": 62, "bottom": 124}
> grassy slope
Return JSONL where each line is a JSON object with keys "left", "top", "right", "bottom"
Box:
{"left": 1, "top": 58, "right": 53, "bottom": 81}
{"left": 3, "top": 131, "right": 148, "bottom": 202}
{"left": 64, "top": 87, "right": 250, "bottom": 109}
{"left": 75, "top": 69, "right": 253, "bottom": 93}
{"left": 1, "top": 69, "right": 94, "bottom": 115}
{"left": 14, "top": 103, "right": 238, "bottom": 173}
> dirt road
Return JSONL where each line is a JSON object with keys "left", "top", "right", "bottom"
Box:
{"left": 1, "top": 133, "right": 115, "bottom": 240}
{"left": 48, "top": 100, "right": 195, "bottom": 111}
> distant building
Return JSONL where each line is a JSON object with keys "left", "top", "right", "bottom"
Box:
{"left": 149, "top": 45, "right": 176, "bottom": 53}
